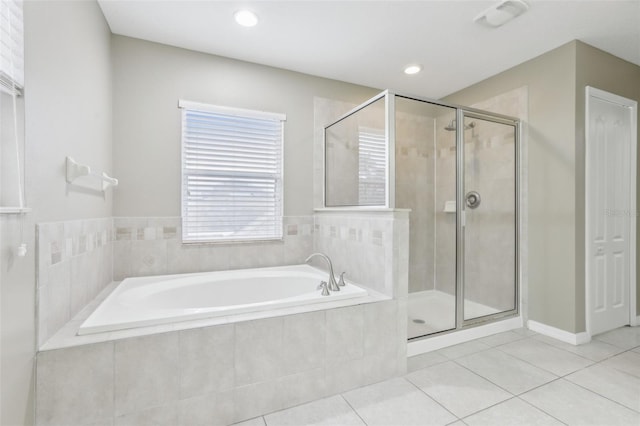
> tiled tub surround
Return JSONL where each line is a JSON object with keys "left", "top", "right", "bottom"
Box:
{"left": 36, "top": 209, "right": 410, "bottom": 425}
{"left": 313, "top": 209, "right": 410, "bottom": 299}
{"left": 36, "top": 216, "right": 313, "bottom": 348}
{"left": 113, "top": 216, "right": 313, "bottom": 280}
{"left": 36, "top": 299, "right": 405, "bottom": 426}
{"left": 312, "top": 208, "right": 410, "bottom": 387}
{"left": 37, "top": 218, "right": 114, "bottom": 347}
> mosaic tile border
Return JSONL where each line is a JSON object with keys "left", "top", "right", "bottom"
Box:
{"left": 37, "top": 218, "right": 114, "bottom": 347}
{"left": 113, "top": 217, "right": 312, "bottom": 242}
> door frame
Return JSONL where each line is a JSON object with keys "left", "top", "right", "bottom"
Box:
{"left": 585, "top": 86, "right": 638, "bottom": 337}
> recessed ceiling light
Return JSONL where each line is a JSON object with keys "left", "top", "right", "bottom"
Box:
{"left": 234, "top": 9, "right": 258, "bottom": 27}
{"left": 404, "top": 64, "right": 422, "bottom": 75}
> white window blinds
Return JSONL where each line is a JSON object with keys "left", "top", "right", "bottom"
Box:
{"left": 358, "top": 127, "right": 386, "bottom": 205}
{"left": 0, "top": 0, "right": 23, "bottom": 94}
{"left": 180, "top": 100, "right": 285, "bottom": 243}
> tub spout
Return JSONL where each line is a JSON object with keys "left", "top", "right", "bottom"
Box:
{"left": 305, "top": 253, "right": 339, "bottom": 291}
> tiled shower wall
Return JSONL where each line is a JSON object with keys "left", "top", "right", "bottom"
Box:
{"left": 435, "top": 86, "right": 528, "bottom": 309}
{"left": 434, "top": 114, "right": 459, "bottom": 297}
{"left": 395, "top": 108, "right": 438, "bottom": 294}
{"left": 36, "top": 218, "right": 114, "bottom": 347}
{"left": 462, "top": 87, "right": 528, "bottom": 313}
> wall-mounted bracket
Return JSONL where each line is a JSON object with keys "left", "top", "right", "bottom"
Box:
{"left": 65, "top": 157, "right": 118, "bottom": 191}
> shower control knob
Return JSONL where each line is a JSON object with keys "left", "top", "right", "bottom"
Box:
{"left": 465, "top": 191, "right": 481, "bottom": 209}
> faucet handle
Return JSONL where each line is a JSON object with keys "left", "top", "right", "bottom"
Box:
{"left": 338, "top": 272, "right": 347, "bottom": 287}
{"left": 317, "top": 281, "right": 330, "bottom": 296}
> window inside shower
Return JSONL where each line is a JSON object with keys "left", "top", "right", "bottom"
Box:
{"left": 324, "top": 95, "right": 387, "bottom": 207}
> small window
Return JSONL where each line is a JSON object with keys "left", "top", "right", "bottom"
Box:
{"left": 0, "top": 0, "right": 24, "bottom": 211}
{"left": 0, "top": 0, "right": 24, "bottom": 94}
{"left": 358, "top": 126, "right": 386, "bottom": 205}
{"left": 179, "top": 100, "right": 285, "bottom": 243}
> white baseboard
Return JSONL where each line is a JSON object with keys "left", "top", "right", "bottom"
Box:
{"left": 527, "top": 320, "right": 591, "bottom": 345}
{"left": 633, "top": 316, "right": 640, "bottom": 327}
{"left": 407, "top": 316, "right": 523, "bottom": 356}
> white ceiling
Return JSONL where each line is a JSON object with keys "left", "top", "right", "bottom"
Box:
{"left": 98, "top": 0, "right": 640, "bottom": 99}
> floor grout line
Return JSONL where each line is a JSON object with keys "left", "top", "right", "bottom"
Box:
{"left": 456, "top": 395, "right": 518, "bottom": 422}
{"left": 451, "top": 357, "right": 523, "bottom": 396}
{"left": 403, "top": 375, "right": 461, "bottom": 421}
{"left": 564, "top": 371, "right": 640, "bottom": 414}
{"left": 514, "top": 395, "right": 569, "bottom": 425}
{"left": 491, "top": 337, "right": 594, "bottom": 378}
{"left": 338, "top": 393, "right": 368, "bottom": 426}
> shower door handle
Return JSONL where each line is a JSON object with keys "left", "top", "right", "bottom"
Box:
{"left": 465, "top": 191, "right": 481, "bottom": 209}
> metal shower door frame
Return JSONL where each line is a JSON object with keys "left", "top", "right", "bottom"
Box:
{"left": 456, "top": 109, "right": 520, "bottom": 329}
{"left": 322, "top": 90, "right": 521, "bottom": 339}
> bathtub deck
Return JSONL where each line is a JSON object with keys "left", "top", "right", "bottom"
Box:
{"left": 39, "top": 280, "right": 390, "bottom": 351}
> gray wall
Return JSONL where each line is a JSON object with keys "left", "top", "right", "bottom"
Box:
{"left": 446, "top": 40, "right": 640, "bottom": 333}
{"left": 27, "top": 1, "right": 113, "bottom": 223}
{"left": 446, "top": 42, "right": 579, "bottom": 332}
{"left": 574, "top": 41, "right": 640, "bottom": 322}
{"left": 1, "top": 1, "right": 113, "bottom": 424}
{"left": 111, "top": 36, "right": 377, "bottom": 217}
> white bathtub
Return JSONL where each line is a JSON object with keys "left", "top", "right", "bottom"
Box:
{"left": 78, "top": 264, "right": 367, "bottom": 335}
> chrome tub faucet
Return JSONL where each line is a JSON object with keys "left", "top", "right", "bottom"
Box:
{"left": 305, "top": 252, "right": 339, "bottom": 291}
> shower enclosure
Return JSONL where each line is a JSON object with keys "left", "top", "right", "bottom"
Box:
{"left": 324, "top": 91, "right": 519, "bottom": 339}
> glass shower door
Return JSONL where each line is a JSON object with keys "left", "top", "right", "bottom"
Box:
{"left": 461, "top": 113, "right": 517, "bottom": 323}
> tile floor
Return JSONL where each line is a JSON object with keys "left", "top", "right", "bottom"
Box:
{"left": 233, "top": 326, "right": 640, "bottom": 426}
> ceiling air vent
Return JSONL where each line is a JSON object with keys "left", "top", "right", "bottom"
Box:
{"left": 474, "top": 0, "right": 529, "bottom": 28}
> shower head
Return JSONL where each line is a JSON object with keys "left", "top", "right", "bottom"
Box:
{"left": 444, "top": 119, "right": 476, "bottom": 131}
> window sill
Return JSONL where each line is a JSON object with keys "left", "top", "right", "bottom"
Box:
{"left": 0, "top": 207, "right": 32, "bottom": 214}
{"left": 181, "top": 237, "right": 284, "bottom": 246}
{"left": 314, "top": 207, "right": 411, "bottom": 213}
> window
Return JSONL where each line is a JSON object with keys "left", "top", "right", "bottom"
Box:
{"left": 358, "top": 127, "right": 386, "bottom": 205}
{"left": 0, "top": 0, "right": 24, "bottom": 95}
{"left": 179, "top": 100, "right": 285, "bottom": 243}
{"left": 0, "top": 0, "right": 25, "bottom": 212}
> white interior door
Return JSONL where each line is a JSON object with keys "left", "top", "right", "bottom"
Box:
{"left": 586, "top": 87, "right": 637, "bottom": 336}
